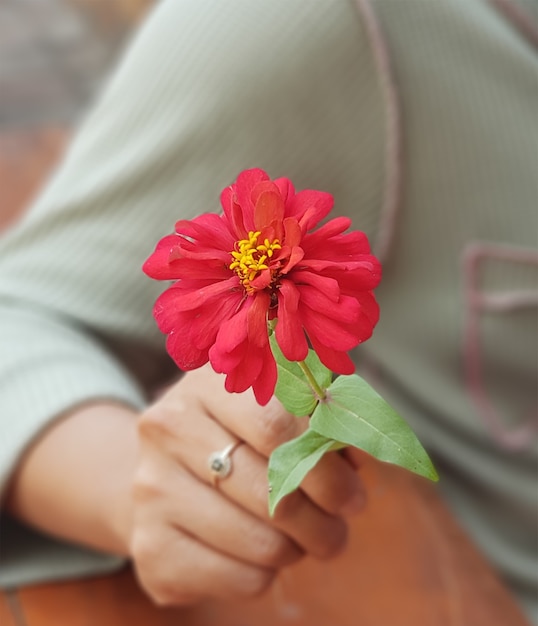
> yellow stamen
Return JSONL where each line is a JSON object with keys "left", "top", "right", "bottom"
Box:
{"left": 229, "top": 231, "right": 281, "bottom": 294}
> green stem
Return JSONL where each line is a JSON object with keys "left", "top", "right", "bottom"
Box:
{"left": 298, "top": 360, "right": 327, "bottom": 401}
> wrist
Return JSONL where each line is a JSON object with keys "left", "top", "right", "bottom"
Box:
{"left": 6, "top": 402, "right": 140, "bottom": 556}
{"left": 104, "top": 412, "right": 139, "bottom": 556}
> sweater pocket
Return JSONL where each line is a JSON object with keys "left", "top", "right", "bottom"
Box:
{"left": 462, "top": 241, "right": 538, "bottom": 449}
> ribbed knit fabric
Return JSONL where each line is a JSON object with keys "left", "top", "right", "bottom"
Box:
{"left": 0, "top": 0, "right": 536, "bottom": 620}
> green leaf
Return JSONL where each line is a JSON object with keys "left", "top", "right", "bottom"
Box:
{"left": 268, "top": 429, "right": 339, "bottom": 516}
{"left": 269, "top": 334, "right": 332, "bottom": 416}
{"left": 310, "top": 375, "right": 438, "bottom": 482}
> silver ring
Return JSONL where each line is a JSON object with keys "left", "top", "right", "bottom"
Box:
{"left": 208, "top": 441, "right": 242, "bottom": 486}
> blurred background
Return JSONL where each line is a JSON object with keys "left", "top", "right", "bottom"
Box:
{"left": 0, "top": 0, "right": 152, "bottom": 231}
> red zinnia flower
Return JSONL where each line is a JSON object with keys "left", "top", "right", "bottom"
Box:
{"left": 143, "top": 168, "right": 381, "bottom": 405}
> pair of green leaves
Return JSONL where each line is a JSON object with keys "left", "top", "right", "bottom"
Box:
{"left": 268, "top": 338, "right": 438, "bottom": 516}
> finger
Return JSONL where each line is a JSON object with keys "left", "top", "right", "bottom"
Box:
{"left": 192, "top": 365, "right": 305, "bottom": 457}
{"left": 140, "top": 399, "right": 348, "bottom": 559}
{"left": 301, "top": 451, "right": 367, "bottom": 516}
{"left": 133, "top": 442, "right": 302, "bottom": 569}
{"left": 342, "top": 446, "right": 369, "bottom": 470}
{"left": 183, "top": 366, "right": 366, "bottom": 516}
{"left": 132, "top": 521, "right": 276, "bottom": 606}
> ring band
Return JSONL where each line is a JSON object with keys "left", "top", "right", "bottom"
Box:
{"left": 208, "top": 440, "right": 242, "bottom": 486}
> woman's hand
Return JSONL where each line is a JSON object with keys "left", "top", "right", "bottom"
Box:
{"left": 130, "top": 364, "right": 366, "bottom": 606}
{"left": 6, "top": 364, "right": 365, "bottom": 607}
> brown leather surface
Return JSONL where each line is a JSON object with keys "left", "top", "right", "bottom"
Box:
{"left": 0, "top": 593, "right": 18, "bottom": 626}
{"left": 4, "top": 458, "right": 531, "bottom": 626}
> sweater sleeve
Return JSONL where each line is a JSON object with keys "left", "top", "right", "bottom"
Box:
{"left": 0, "top": 0, "right": 385, "bottom": 585}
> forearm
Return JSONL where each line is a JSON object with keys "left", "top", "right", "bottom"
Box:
{"left": 5, "top": 402, "right": 139, "bottom": 556}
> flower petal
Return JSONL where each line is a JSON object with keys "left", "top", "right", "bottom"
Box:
{"left": 158, "top": 258, "right": 231, "bottom": 281}
{"left": 283, "top": 217, "right": 302, "bottom": 248}
{"left": 190, "top": 296, "right": 243, "bottom": 351}
{"left": 223, "top": 342, "right": 264, "bottom": 394}
{"left": 247, "top": 292, "right": 271, "bottom": 348}
{"left": 301, "top": 216, "right": 351, "bottom": 248}
{"left": 153, "top": 283, "right": 243, "bottom": 337}
{"left": 166, "top": 325, "right": 208, "bottom": 370}
{"left": 302, "top": 227, "right": 371, "bottom": 260}
{"left": 326, "top": 263, "right": 382, "bottom": 293}
{"left": 252, "top": 181, "right": 285, "bottom": 231}
{"left": 275, "top": 280, "right": 308, "bottom": 361}
{"left": 142, "top": 234, "right": 182, "bottom": 280}
{"left": 249, "top": 268, "right": 273, "bottom": 291}
{"left": 166, "top": 276, "right": 238, "bottom": 312}
{"left": 209, "top": 342, "right": 244, "bottom": 373}
{"left": 356, "top": 292, "right": 381, "bottom": 332}
{"left": 297, "top": 286, "right": 360, "bottom": 323}
{"left": 280, "top": 245, "right": 305, "bottom": 274}
{"left": 288, "top": 189, "right": 334, "bottom": 231}
{"left": 212, "top": 300, "right": 250, "bottom": 355}
{"left": 152, "top": 287, "right": 186, "bottom": 333}
{"left": 220, "top": 186, "right": 248, "bottom": 240}
{"left": 274, "top": 177, "right": 295, "bottom": 206}
{"left": 252, "top": 348, "right": 278, "bottom": 405}
{"left": 175, "top": 213, "right": 235, "bottom": 251}
{"left": 300, "top": 305, "right": 359, "bottom": 352}
{"left": 234, "top": 168, "right": 269, "bottom": 231}
{"left": 292, "top": 270, "right": 340, "bottom": 302}
{"left": 307, "top": 333, "right": 356, "bottom": 375}
{"left": 300, "top": 258, "right": 379, "bottom": 274}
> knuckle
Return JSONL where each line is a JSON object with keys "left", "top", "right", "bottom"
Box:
{"left": 317, "top": 480, "right": 358, "bottom": 515}
{"left": 138, "top": 400, "right": 188, "bottom": 441}
{"left": 302, "top": 452, "right": 364, "bottom": 515}
{"left": 150, "top": 588, "right": 199, "bottom": 608}
{"left": 132, "top": 539, "right": 201, "bottom": 608}
{"left": 334, "top": 486, "right": 364, "bottom": 516}
{"left": 147, "top": 587, "right": 175, "bottom": 607}
{"left": 251, "top": 530, "right": 298, "bottom": 567}
{"left": 255, "top": 401, "right": 298, "bottom": 454}
{"left": 237, "top": 568, "right": 276, "bottom": 598}
{"left": 129, "top": 530, "right": 160, "bottom": 567}
{"left": 131, "top": 468, "right": 162, "bottom": 503}
{"left": 315, "top": 518, "right": 348, "bottom": 560}
{"left": 272, "top": 490, "right": 304, "bottom": 523}
{"left": 138, "top": 405, "right": 173, "bottom": 440}
{"left": 331, "top": 483, "right": 356, "bottom": 511}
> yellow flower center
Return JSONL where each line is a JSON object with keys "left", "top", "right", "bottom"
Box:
{"left": 229, "top": 231, "right": 281, "bottom": 293}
